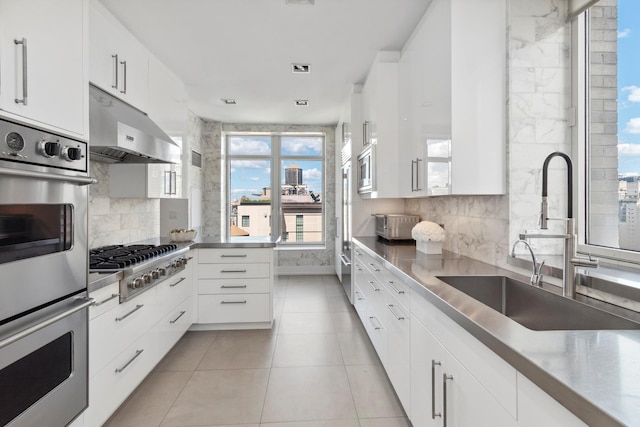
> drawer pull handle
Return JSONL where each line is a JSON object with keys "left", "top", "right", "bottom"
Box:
{"left": 170, "top": 310, "right": 187, "bottom": 324}
{"left": 387, "top": 304, "right": 405, "bottom": 320}
{"left": 170, "top": 277, "right": 186, "bottom": 287}
{"left": 386, "top": 281, "right": 405, "bottom": 294}
{"left": 115, "top": 304, "right": 144, "bottom": 322}
{"left": 221, "top": 300, "right": 247, "bottom": 304}
{"left": 354, "top": 263, "right": 363, "bottom": 271}
{"left": 93, "top": 293, "right": 119, "bottom": 306}
{"left": 368, "top": 280, "right": 380, "bottom": 292}
{"left": 355, "top": 291, "right": 365, "bottom": 301}
{"left": 443, "top": 373, "right": 454, "bottom": 427}
{"left": 432, "top": 360, "right": 442, "bottom": 419}
{"left": 221, "top": 285, "right": 247, "bottom": 289}
{"left": 115, "top": 349, "right": 144, "bottom": 373}
{"left": 221, "top": 269, "right": 247, "bottom": 273}
{"left": 368, "top": 316, "right": 383, "bottom": 330}
{"left": 368, "top": 263, "right": 381, "bottom": 272}
{"left": 221, "top": 254, "right": 247, "bottom": 258}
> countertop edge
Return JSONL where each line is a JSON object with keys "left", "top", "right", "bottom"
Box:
{"left": 353, "top": 236, "right": 628, "bottom": 427}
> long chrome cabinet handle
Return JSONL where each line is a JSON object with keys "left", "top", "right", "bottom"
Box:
{"left": 221, "top": 300, "right": 247, "bottom": 304}
{"left": 386, "top": 280, "right": 404, "bottom": 294}
{"left": 169, "top": 277, "right": 186, "bottom": 287}
{"left": 93, "top": 293, "right": 119, "bottom": 306}
{"left": 368, "top": 263, "right": 380, "bottom": 272}
{"left": 14, "top": 38, "right": 27, "bottom": 105}
{"left": 221, "top": 269, "right": 247, "bottom": 273}
{"left": 220, "top": 254, "right": 247, "bottom": 258}
{"left": 0, "top": 298, "right": 93, "bottom": 350}
{"left": 120, "top": 60, "right": 127, "bottom": 94}
{"left": 355, "top": 291, "right": 364, "bottom": 301}
{"left": 220, "top": 285, "right": 247, "bottom": 289}
{"left": 443, "top": 373, "right": 454, "bottom": 427}
{"left": 115, "top": 349, "right": 144, "bottom": 373}
{"left": 432, "top": 360, "right": 442, "bottom": 419}
{"left": 170, "top": 310, "right": 187, "bottom": 324}
{"left": 0, "top": 167, "right": 97, "bottom": 186}
{"left": 414, "top": 158, "right": 423, "bottom": 191}
{"left": 387, "top": 304, "right": 405, "bottom": 320}
{"left": 368, "top": 280, "right": 380, "bottom": 292}
{"left": 115, "top": 304, "right": 144, "bottom": 322}
{"left": 368, "top": 316, "right": 382, "bottom": 330}
{"left": 111, "top": 54, "right": 119, "bottom": 89}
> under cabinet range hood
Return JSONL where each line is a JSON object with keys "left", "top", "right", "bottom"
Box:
{"left": 89, "top": 84, "right": 181, "bottom": 164}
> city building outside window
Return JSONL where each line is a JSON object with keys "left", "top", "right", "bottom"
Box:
{"left": 226, "top": 134, "right": 324, "bottom": 245}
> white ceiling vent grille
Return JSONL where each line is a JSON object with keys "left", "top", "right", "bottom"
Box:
{"left": 286, "top": 0, "right": 314, "bottom": 5}
{"left": 295, "top": 100, "right": 309, "bottom": 107}
{"left": 221, "top": 99, "right": 237, "bottom": 105}
{"left": 291, "top": 63, "right": 311, "bottom": 73}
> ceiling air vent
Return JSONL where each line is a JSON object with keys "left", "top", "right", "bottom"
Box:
{"left": 221, "top": 99, "right": 237, "bottom": 105}
{"left": 286, "top": 0, "right": 314, "bottom": 5}
{"left": 291, "top": 63, "right": 311, "bottom": 73}
{"left": 295, "top": 100, "right": 309, "bottom": 107}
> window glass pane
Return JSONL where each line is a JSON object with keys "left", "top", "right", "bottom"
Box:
{"left": 228, "top": 136, "right": 272, "bottom": 156}
{"left": 587, "top": 2, "right": 640, "bottom": 251}
{"left": 229, "top": 159, "right": 271, "bottom": 238}
{"left": 281, "top": 136, "right": 323, "bottom": 156}
{"left": 281, "top": 160, "right": 323, "bottom": 243}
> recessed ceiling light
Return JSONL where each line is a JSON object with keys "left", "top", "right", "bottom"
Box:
{"left": 286, "top": 0, "right": 314, "bottom": 5}
{"left": 221, "top": 99, "right": 237, "bottom": 105}
{"left": 295, "top": 100, "right": 309, "bottom": 106}
{"left": 291, "top": 63, "right": 311, "bottom": 73}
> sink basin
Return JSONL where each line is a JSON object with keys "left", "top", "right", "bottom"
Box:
{"left": 436, "top": 275, "right": 640, "bottom": 331}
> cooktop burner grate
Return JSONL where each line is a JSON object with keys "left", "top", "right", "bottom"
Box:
{"left": 89, "top": 244, "right": 179, "bottom": 270}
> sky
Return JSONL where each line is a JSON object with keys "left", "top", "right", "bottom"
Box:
{"left": 228, "top": 136, "right": 323, "bottom": 201}
{"left": 617, "top": 0, "right": 640, "bottom": 175}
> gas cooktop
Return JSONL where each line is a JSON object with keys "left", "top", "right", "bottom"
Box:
{"left": 89, "top": 244, "right": 179, "bottom": 270}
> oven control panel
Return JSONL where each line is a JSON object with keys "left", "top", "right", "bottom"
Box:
{"left": 124, "top": 256, "right": 189, "bottom": 301}
{"left": 0, "top": 119, "right": 88, "bottom": 173}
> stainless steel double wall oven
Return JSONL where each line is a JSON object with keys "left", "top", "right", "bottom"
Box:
{"left": 0, "top": 118, "right": 93, "bottom": 427}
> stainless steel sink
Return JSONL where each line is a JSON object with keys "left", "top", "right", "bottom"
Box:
{"left": 436, "top": 275, "right": 640, "bottom": 331}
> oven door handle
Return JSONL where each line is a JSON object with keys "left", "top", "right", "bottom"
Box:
{"left": 0, "top": 166, "right": 97, "bottom": 186}
{"left": 0, "top": 297, "right": 94, "bottom": 350}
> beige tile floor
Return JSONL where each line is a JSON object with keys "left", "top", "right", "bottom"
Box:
{"left": 104, "top": 275, "right": 410, "bottom": 427}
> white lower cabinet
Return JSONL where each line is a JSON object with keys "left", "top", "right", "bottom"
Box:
{"left": 384, "top": 292, "right": 411, "bottom": 416}
{"left": 196, "top": 247, "right": 274, "bottom": 328}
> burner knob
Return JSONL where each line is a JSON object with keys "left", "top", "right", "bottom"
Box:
{"left": 142, "top": 273, "right": 152, "bottom": 284}
{"left": 132, "top": 277, "right": 144, "bottom": 288}
{"left": 172, "top": 260, "right": 181, "bottom": 268}
{"left": 151, "top": 269, "right": 160, "bottom": 279}
{"left": 157, "top": 267, "right": 167, "bottom": 276}
{"left": 61, "top": 146, "right": 82, "bottom": 162}
{"left": 38, "top": 140, "right": 60, "bottom": 158}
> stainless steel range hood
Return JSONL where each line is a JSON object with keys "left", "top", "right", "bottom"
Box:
{"left": 89, "top": 84, "right": 181, "bottom": 164}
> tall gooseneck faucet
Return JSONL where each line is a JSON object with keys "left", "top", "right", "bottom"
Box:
{"left": 519, "top": 152, "right": 598, "bottom": 298}
{"left": 541, "top": 151, "right": 573, "bottom": 228}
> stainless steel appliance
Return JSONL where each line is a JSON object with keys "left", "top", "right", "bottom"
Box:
{"left": 340, "top": 147, "right": 353, "bottom": 303}
{"left": 0, "top": 118, "right": 94, "bottom": 427}
{"left": 375, "top": 214, "right": 420, "bottom": 240}
{"left": 357, "top": 144, "right": 374, "bottom": 194}
{"left": 90, "top": 244, "right": 190, "bottom": 303}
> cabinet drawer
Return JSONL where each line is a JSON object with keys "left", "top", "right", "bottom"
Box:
{"left": 89, "top": 282, "right": 120, "bottom": 320}
{"left": 89, "top": 288, "right": 157, "bottom": 377}
{"left": 86, "top": 331, "right": 155, "bottom": 427}
{"left": 198, "top": 293, "right": 271, "bottom": 324}
{"left": 353, "top": 285, "right": 367, "bottom": 323}
{"left": 198, "top": 262, "right": 270, "bottom": 279}
{"left": 156, "top": 297, "right": 193, "bottom": 362}
{"left": 156, "top": 271, "right": 193, "bottom": 314}
{"left": 198, "top": 248, "right": 272, "bottom": 264}
{"left": 199, "top": 277, "right": 270, "bottom": 295}
{"left": 380, "top": 273, "right": 411, "bottom": 310}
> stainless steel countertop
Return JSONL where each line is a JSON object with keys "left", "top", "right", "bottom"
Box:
{"left": 354, "top": 236, "right": 640, "bottom": 427}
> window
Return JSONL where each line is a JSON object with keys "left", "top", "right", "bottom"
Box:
{"left": 225, "top": 134, "right": 324, "bottom": 245}
{"left": 580, "top": 1, "right": 640, "bottom": 264}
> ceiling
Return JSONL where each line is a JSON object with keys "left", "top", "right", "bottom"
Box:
{"left": 100, "top": 0, "right": 432, "bottom": 125}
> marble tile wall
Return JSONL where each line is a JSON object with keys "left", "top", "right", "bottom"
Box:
{"left": 405, "top": 0, "right": 572, "bottom": 268}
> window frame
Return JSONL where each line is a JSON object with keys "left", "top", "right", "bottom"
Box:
{"left": 224, "top": 132, "right": 326, "bottom": 247}
{"left": 575, "top": 7, "right": 640, "bottom": 267}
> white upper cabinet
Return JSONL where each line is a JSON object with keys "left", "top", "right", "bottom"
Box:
{"left": 398, "top": 0, "right": 506, "bottom": 196}
{"left": 89, "top": 0, "right": 149, "bottom": 113}
{"left": 147, "top": 55, "right": 188, "bottom": 139}
{"left": 359, "top": 51, "right": 400, "bottom": 199}
{"left": 0, "top": 0, "right": 87, "bottom": 138}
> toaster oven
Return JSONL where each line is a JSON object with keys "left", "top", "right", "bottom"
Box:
{"left": 375, "top": 214, "right": 420, "bottom": 240}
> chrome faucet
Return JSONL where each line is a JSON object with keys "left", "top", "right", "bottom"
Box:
{"left": 511, "top": 240, "right": 545, "bottom": 287}
{"left": 519, "top": 152, "right": 598, "bottom": 298}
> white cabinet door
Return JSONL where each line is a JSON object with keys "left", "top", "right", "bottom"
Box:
{"left": 108, "top": 163, "right": 180, "bottom": 198}
{"left": 410, "top": 315, "right": 446, "bottom": 427}
{"left": 147, "top": 54, "right": 188, "bottom": 138}
{"left": 89, "top": 0, "right": 149, "bottom": 112}
{"left": 385, "top": 293, "right": 411, "bottom": 416}
{"left": 0, "top": 0, "right": 86, "bottom": 137}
